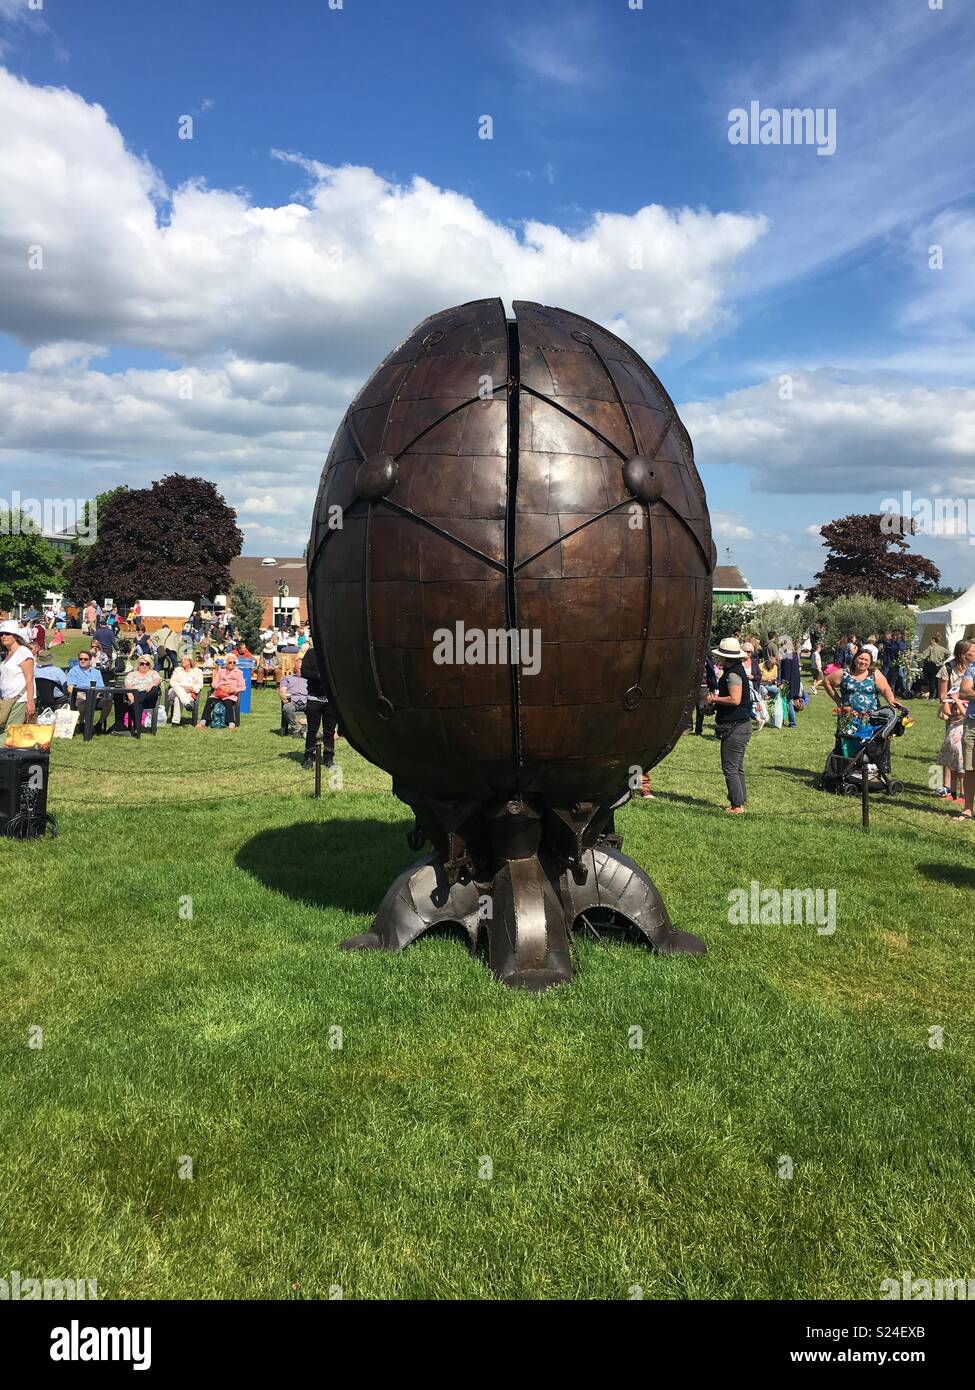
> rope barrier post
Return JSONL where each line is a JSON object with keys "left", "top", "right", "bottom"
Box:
{"left": 861, "top": 749, "right": 870, "bottom": 832}
{"left": 314, "top": 734, "right": 322, "bottom": 799}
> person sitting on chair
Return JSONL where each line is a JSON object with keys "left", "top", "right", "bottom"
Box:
{"left": 88, "top": 637, "right": 110, "bottom": 672}
{"left": 279, "top": 666, "right": 308, "bottom": 738}
{"left": 167, "top": 655, "right": 204, "bottom": 727}
{"left": 31, "top": 647, "right": 69, "bottom": 708}
{"left": 66, "top": 650, "right": 112, "bottom": 733}
{"left": 196, "top": 653, "right": 245, "bottom": 730}
{"left": 114, "top": 655, "right": 161, "bottom": 738}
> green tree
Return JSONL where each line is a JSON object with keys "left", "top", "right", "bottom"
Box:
{"left": 0, "top": 519, "right": 64, "bottom": 610}
{"left": 820, "top": 594, "right": 915, "bottom": 648}
{"left": 231, "top": 580, "right": 265, "bottom": 650}
{"left": 711, "top": 599, "right": 754, "bottom": 644}
{"left": 749, "top": 599, "right": 819, "bottom": 645}
{"left": 915, "top": 587, "right": 964, "bottom": 611}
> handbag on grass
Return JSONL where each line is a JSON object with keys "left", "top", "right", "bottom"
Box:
{"left": 53, "top": 707, "right": 80, "bottom": 739}
{"left": 770, "top": 691, "right": 784, "bottom": 728}
{"left": 5, "top": 723, "right": 55, "bottom": 750}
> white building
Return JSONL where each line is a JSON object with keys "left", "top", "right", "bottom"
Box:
{"left": 750, "top": 588, "right": 807, "bottom": 606}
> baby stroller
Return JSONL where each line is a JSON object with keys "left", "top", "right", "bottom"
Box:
{"left": 818, "top": 705, "right": 910, "bottom": 797}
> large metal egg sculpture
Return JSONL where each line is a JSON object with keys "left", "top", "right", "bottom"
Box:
{"left": 308, "top": 299, "right": 714, "bottom": 989}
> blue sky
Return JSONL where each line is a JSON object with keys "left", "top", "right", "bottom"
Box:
{"left": 1, "top": 0, "right": 973, "bottom": 586}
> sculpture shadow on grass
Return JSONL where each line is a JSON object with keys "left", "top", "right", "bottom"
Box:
{"left": 917, "top": 862, "right": 975, "bottom": 890}
{"left": 766, "top": 763, "right": 825, "bottom": 790}
{"left": 236, "top": 818, "right": 414, "bottom": 917}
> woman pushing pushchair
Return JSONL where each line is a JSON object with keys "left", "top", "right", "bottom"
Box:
{"left": 821, "top": 647, "right": 907, "bottom": 796}
{"left": 824, "top": 647, "right": 899, "bottom": 723}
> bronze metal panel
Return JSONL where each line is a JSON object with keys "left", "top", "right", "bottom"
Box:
{"left": 519, "top": 345, "right": 556, "bottom": 395}
{"left": 559, "top": 513, "right": 625, "bottom": 578}
{"left": 542, "top": 348, "right": 616, "bottom": 402}
{"left": 462, "top": 660, "right": 510, "bottom": 708}
{"left": 548, "top": 455, "right": 610, "bottom": 513}
{"left": 371, "top": 582, "right": 425, "bottom": 649}
{"left": 458, "top": 397, "right": 507, "bottom": 455}
{"left": 513, "top": 452, "right": 550, "bottom": 514}
{"left": 469, "top": 456, "right": 508, "bottom": 519}
{"left": 516, "top": 578, "right": 561, "bottom": 633}
{"left": 407, "top": 456, "right": 473, "bottom": 516}
{"left": 514, "top": 513, "right": 562, "bottom": 575}
{"left": 371, "top": 514, "right": 420, "bottom": 582}
{"left": 528, "top": 394, "right": 606, "bottom": 458}
{"left": 553, "top": 642, "right": 617, "bottom": 705}
{"left": 420, "top": 578, "right": 503, "bottom": 634}
{"left": 518, "top": 648, "right": 557, "bottom": 707}
{"left": 555, "top": 576, "right": 615, "bottom": 642}
{"left": 384, "top": 396, "right": 470, "bottom": 456}
{"left": 404, "top": 647, "right": 464, "bottom": 708}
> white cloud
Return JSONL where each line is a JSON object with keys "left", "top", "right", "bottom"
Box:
{"left": 239, "top": 492, "right": 311, "bottom": 516}
{"left": 26, "top": 340, "right": 107, "bottom": 372}
{"left": 0, "top": 64, "right": 771, "bottom": 556}
{"left": 0, "top": 354, "right": 343, "bottom": 480}
{"left": 711, "top": 512, "right": 755, "bottom": 542}
{"left": 902, "top": 210, "right": 975, "bottom": 337}
{"left": 683, "top": 370, "right": 975, "bottom": 496}
{"left": 0, "top": 0, "right": 42, "bottom": 49}
{"left": 506, "top": 14, "right": 604, "bottom": 88}
{"left": 0, "top": 68, "right": 766, "bottom": 374}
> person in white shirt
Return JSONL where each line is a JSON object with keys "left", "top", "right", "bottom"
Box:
{"left": 0, "top": 620, "right": 36, "bottom": 732}
{"left": 166, "top": 656, "right": 204, "bottom": 726}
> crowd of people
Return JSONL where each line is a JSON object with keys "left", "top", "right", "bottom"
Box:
{"left": 6, "top": 596, "right": 975, "bottom": 815}
{"left": 694, "top": 624, "right": 975, "bottom": 820}
{"left": 3, "top": 602, "right": 335, "bottom": 768}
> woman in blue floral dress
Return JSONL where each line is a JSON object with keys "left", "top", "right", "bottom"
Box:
{"left": 824, "top": 647, "right": 898, "bottom": 735}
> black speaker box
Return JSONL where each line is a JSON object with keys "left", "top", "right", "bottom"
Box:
{"left": 0, "top": 747, "right": 53, "bottom": 837}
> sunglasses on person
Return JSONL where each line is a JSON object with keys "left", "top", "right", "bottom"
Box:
{"left": 79, "top": 655, "right": 91, "bottom": 662}
{"left": 138, "top": 660, "right": 151, "bottom": 667}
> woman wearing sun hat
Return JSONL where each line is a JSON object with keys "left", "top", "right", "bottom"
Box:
{"left": 0, "top": 620, "right": 35, "bottom": 734}
{"left": 707, "top": 636, "right": 755, "bottom": 814}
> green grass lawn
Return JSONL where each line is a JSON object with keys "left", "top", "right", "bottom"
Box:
{"left": 1, "top": 687, "right": 973, "bottom": 1300}
{"left": 43, "top": 630, "right": 89, "bottom": 667}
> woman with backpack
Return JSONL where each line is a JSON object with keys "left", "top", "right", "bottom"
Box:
{"left": 707, "top": 637, "right": 755, "bottom": 814}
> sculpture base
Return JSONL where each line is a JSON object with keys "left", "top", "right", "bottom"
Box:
{"left": 340, "top": 790, "right": 705, "bottom": 990}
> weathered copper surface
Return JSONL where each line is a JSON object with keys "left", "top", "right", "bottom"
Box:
{"left": 308, "top": 300, "right": 713, "bottom": 988}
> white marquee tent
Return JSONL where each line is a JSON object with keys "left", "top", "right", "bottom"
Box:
{"left": 136, "top": 600, "right": 195, "bottom": 620}
{"left": 915, "top": 582, "right": 975, "bottom": 651}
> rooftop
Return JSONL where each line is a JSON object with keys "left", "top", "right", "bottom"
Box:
{"left": 713, "top": 565, "right": 750, "bottom": 591}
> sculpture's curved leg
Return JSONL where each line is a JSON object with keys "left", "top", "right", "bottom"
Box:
{"left": 340, "top": 857, "right": 482, "bottom": 955}
{"left": 488, "top": 856, "right": 574, "bottom": 991}
{"left": 561, "top": 846, "right": 706, "bottom": 956}
{"left": 339, "top": 810, "right": 703, "bottom": 989}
